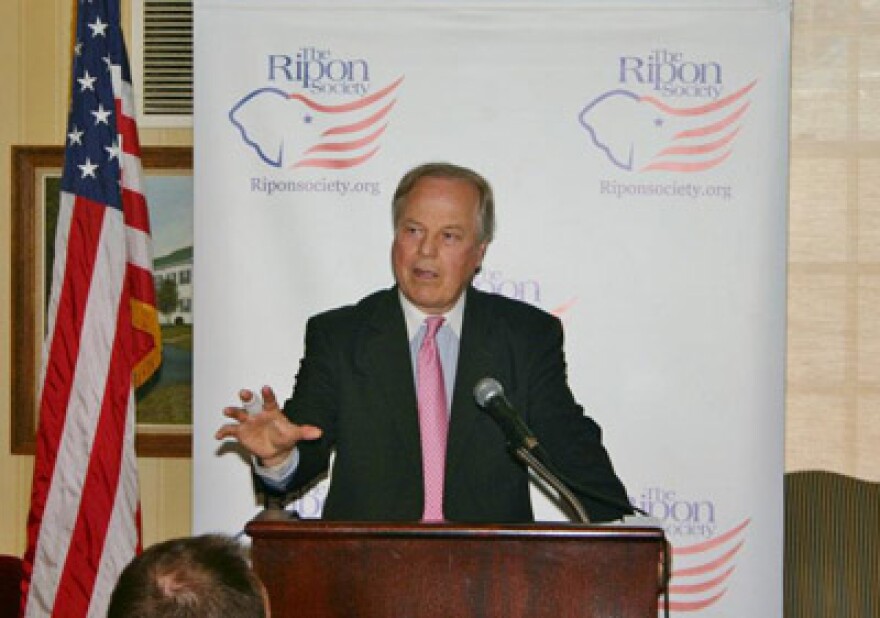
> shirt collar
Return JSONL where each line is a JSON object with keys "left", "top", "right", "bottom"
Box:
{"left": 399, "top": 289, "right": 466, "bottom": 341}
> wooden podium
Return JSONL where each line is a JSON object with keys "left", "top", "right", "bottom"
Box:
{"left": 246, "top": 516, "right": 667, "bottom": 618}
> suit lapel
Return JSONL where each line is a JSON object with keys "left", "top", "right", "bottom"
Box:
{"left": 446, "top": 287, "right": 495, "bottom": 479}
{"left": 353, "top": 287, "right": 498, "bottom": 493}
{"left": 355, "top": 288, "right": 422, "bottom": 473}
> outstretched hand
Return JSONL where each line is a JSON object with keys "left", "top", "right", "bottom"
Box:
{"left": 215, "top": 385, "right": 322, "bottom": 468}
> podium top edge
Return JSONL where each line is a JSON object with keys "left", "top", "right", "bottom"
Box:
{"left": 245, "top": 518, "right": 666, "bottom": 542}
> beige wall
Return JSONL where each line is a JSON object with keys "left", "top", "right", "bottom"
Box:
{"left": 3, "top": 0, "right": 879, "bottom": 558}
{"left": 1, "top": 0, "right": 192, "bottom": 556}
{"left": 786, "top": 2, "right": 880, "bottom": 480}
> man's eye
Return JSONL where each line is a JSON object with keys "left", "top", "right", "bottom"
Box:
{"left": 443, "top": 232, "right": 462, "bottom": 242}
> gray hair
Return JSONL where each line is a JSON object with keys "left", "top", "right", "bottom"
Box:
{"left": 392, "top": 162, "right": 495, "bottom": 244}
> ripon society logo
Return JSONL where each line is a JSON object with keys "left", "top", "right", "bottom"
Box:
{"left": 578, "top": 48, "right": 756, "bottom": 173}
{"left": 635, "top": 485, "right": 751, "bottom": 612}
{"left": 229, "top": 47, "right": 403, "bottom": 170}
{"left": 663, "top": 518, "right": 751, "bottom": 612}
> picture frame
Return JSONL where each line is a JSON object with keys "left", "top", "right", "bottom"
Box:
{"left": 11, "top": 145, "right": 194, "bottom": 457}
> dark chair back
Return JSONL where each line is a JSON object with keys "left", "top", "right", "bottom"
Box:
{"left": 0, "top": 554, "right": 23, "bottom": 618}
{"left": 785, "top": 470, "right": 880, "bottom": 617}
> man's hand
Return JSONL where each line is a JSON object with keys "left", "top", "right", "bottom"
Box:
{"left": 215, "top": 385, "right": 322, "bottom": 468}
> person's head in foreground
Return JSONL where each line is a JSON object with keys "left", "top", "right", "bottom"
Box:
{"left": 107, "top": 533, "right": 268, "bottom": 617}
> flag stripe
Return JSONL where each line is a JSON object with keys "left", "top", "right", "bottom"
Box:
{"left": 116, "top": 110, "right": 141, "bottom": 154}
{"left": 51, "top": 209, "right": 127, "bottom": 615}
{"left": 126, "top": 225, "right": 153, "bottom": 271}
{"left": 121, "top": 157, "right": 146, "bottom": 204}
{"left": 54, "top": 263, "right": 132, "bottom": 615}
{"left": 23, "top": 191, "right": 79, "bottom": 612}
{"left": 23, "top": 0, "right": 159, "bottom": 614}
{"left": 25, "top": 197, "right": 111, "bottom": 615}
{"left": 87, "top": 391, "right": 139, "bottom": 618}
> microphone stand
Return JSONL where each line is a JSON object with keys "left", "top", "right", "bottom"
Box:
{"left": 514, "top": 446, "right": 590, "bottom": 524}
{"left": 255, "top": 492, "right": 295, "bottom": 521}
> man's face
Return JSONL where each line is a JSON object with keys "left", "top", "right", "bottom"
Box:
{"left": 392, "top": 176, "right": 488, "bottom": 315}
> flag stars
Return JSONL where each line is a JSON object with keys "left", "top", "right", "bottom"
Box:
{"left": 105, "top": 139, "right": 121, "bottom": 161}
{"left": 28, "top": 0, "right": 155, "bottom": 603}
{"left": 88, "top": 16, "right": 108, "bottom": 37}
{"left": 92, "top": 103, "right": 112, "bottom": 125}
{"left": 74, "top": 41, "right": 83, "bottom": 56}
{"left": 78, "top": 158, "right": 98, "bottom": 179}
{"left": 68, "top": 126, "right": 85, "bottom": 146}
{"left": 78, "top": 70, "right": 97, "bottom": 92}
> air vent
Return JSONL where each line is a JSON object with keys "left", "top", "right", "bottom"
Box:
{"left": 132, "top": 0, "right": 193, "bottom": 127}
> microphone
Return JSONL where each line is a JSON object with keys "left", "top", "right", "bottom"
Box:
{"left": 473, "top": 377, "right": 538, "bottom": 451}
{"left": 473, "top": 376, "right": 644, "bottom": 522}
{"left": 474, "top": 376, "right": 592, "bottom": 522}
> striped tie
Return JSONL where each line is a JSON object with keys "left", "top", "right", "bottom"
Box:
{"left": 418, "top": 316, "right": 448, "bottom": 522}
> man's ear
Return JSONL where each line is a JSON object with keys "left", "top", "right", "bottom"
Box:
{"left": 475, "top": 242, "right": 488, "bottom": 274}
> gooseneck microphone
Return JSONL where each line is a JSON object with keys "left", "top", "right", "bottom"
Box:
{"left": 473, "top": 377, "right": 644, "bottom": 523}
{"left": 473, "top": 377, "right": 539, "bottom": 451}
{"left": 474, "top": 377, "right": 591, "bottom": 522}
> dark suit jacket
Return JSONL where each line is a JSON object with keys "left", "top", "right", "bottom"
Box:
{"left": 278, "top": 286, "right": 631, "bottom": 523}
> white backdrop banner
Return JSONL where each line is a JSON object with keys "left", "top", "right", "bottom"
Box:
{"left": 193, "top": 1, "right": 789, "bottom": 614}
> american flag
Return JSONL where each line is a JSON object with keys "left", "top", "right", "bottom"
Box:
{"left": 21, "top": 0, "right": 161, "bottom": 615}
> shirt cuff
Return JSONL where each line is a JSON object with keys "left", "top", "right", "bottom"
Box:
{"left": 253, "top": 448, "right": 299, "bottom": 489}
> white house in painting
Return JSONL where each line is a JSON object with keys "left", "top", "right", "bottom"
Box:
{"left": 153, "top": 246, "right": 193, "bottom": 325}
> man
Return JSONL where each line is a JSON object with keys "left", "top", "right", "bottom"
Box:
{"left": 216, "top": 162, "right": 632, "bottom": 523}
{"left": 107, "top": 534, "right": 268, "bottom": 617}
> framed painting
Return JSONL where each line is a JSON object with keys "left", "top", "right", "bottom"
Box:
{"left": 11, "top": 145, "right": 194, "bottom": 457}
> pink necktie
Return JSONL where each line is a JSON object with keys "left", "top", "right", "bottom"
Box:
{"left": 418, "top": 316, "right": 448, "bottom": 522}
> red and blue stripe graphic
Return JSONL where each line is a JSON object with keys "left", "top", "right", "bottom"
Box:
{"left": 230, "top": 77, "right": 404, "bottom": 170}
{"left": 579, "top": 81, "right": 756, "bottom": 173}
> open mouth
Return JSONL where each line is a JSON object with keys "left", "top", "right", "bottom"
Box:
{"left": 413, "top": 267, "right": 439, "bottom": 280}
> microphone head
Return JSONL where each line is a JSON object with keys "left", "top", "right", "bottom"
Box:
{"left": 473, "top": 377, "right": 504, "bottom": 407}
